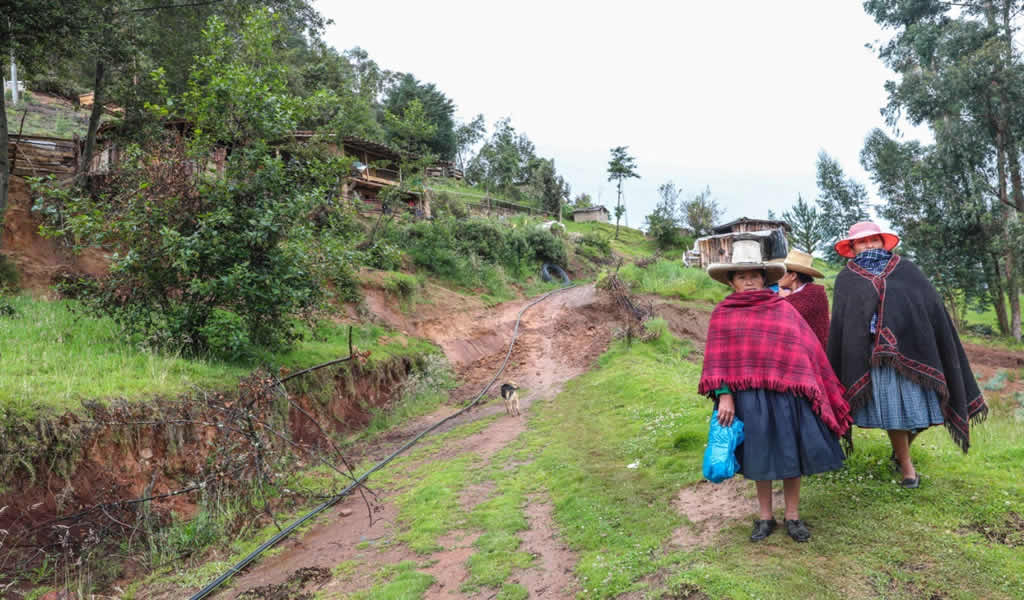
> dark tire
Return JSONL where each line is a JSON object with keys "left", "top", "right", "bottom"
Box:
{"left": 541, "top": 263, "right": 570, "bottom": 284}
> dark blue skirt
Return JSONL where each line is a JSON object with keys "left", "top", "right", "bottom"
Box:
{"left": 717, "top": 389, "right": 845, "bottom": 481}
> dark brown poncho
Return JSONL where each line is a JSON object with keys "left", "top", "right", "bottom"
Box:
{"left": 827, "top": 255, "right": 987, "bottom": 452}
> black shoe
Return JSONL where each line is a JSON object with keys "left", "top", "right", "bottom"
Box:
{"left": 785, "top": 519, "right": 811, "bottom": 542}
{"left": 900, "top": 474, "right": 920, "bottom": 489}
{"left": 750, "top": 518, "right": 778, "bottom": 542}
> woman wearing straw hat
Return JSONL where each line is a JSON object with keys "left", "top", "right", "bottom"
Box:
{"left": 700, "top": 238, "right": 851, "bottom": 543}
{"left": 827, "top": 222, "right": 987, "bottom": 489}
{"left": 777, "top": 249, "right": 829, "bottom": 349}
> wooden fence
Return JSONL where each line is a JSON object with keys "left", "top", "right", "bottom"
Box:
{"left": 7, "top": 135, "right": 78, "bottom": 178}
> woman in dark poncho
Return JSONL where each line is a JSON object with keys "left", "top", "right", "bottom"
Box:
{"left": 827, "top": 222, "right": 987, "bottom": 489}
{"left": 700, "top": 238, "right": 851, "bottom": 543}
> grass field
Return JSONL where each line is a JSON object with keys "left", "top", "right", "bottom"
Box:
{"left": 0, "top": 294, "right": 439, "bottom": 416}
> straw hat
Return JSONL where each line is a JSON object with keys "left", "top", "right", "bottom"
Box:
{"left": 707, "top": 238, "right": 786, "bottom": 285}
{"left": 835, "top": 221, "right": 900, "bottom": 258}
{"left": 782, "top": 248, "right": 823, "bottom": 278}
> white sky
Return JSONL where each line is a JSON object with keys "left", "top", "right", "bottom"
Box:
{"left": 317, "top": 0, "right": 931, "bottom": 228}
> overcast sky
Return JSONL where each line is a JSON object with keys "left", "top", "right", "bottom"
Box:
{"left": 317, "top": 1, "right": 931, "bottom": 228}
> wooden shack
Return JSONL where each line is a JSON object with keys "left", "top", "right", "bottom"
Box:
{"left": 6, "top": 135, "right": 78, "bottom": 178}
{"left": 690, "top": 217, "right": 791, "bottom": 268}
{"left": 571, "top": 206, "right": 610, "bottom": 223}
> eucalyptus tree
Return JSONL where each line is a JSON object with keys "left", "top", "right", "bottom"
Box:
{"left": 384, "top": 73, "right": 457, "bottom": 160}
{"left": 607, "top": 146, "right": 639, "bottom": 239}
{"left": 682, "top": 185, "right": 721, "bottom": 237}
{"left": 814, "top": 151, "right": 870, "bottom": 264}
{"left": 782, "top": 194, "right": 823, "bottom": 254}
{"left": 863, "top": 0, "right": 1024, "bottom": 339}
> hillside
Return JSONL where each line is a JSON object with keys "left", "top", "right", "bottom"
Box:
{"left": 3, "top": 91, "right": 105, "bottom": 139}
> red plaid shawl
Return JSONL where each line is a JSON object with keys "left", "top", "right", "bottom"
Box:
{"left": 699, "top": 289, "right": 852, "bottom": 437}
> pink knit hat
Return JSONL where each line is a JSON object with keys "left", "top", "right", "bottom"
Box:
{"left": 835, "top": 221, "right": 900, "bottom": 258}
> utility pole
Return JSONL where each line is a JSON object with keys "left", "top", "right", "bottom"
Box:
{"left": 9, "top": 56, "right": 18, "bottom": 105}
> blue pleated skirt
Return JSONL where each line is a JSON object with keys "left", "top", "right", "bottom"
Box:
{"left": 719, "top": 389, "right": 846, "bottom": 481}
{"left": 852, "top": 366, "right": 945, "bottom": 433}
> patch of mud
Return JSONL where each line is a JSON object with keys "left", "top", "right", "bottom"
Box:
{"left": 0, "top": 175, "right": 108, "bottom": 291}
{"left": 422, "top": 531, "right": 481, "bottom": 600}
{"left": 963, "top": 343, "right": 1024, "bottom": 370}
{"left": 651, "top": 299, "right": 711, "bottom": 353}
{"left": 220, "top": 499, "right": 404, "bottom": 598}
{"left": 516, "top": 499, "right": 578, "bottom": 598}
{"left": 962, "top": 512, "right": 1024, "bottom": 547}
{"left": 235, "top": 566, "right": 331, "bottom": 600}
{"left": 459, "top": 482, "right": 496, "bottom": 512}
{"left": 670, "top": 479, "right": 781, "bottom": 547}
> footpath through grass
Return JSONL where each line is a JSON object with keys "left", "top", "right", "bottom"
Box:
{"left": 0, "top": 294, "right": 438, "bottom": 416}
{"left": 321, "top": 322, "right": 1023, "bottom": 599}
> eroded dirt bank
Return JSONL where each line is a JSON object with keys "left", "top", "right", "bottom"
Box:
{"left": 0, "top": 356, "right": 423, "bottom": 589}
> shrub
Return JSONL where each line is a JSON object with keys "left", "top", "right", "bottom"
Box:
{"left": 0, "top": 253, "right": 18, "bottom": 291}
{"left": 430, "top": 190, "right": 468, "bottom": 219}
{"left": 198, "top": 309, "right": 252, "bottom": 361}
{"left": 31, "top": 141, "right": 325, "bottom": 357}
{"left": 366, "top": 240, "right": 402, "bottom": 270}
{"left": 523, "top": 228, "right": 568, "bottom": 266}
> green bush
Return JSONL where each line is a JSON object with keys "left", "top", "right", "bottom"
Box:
{"left": 385, "top": 217, "right": 567, "bottom": 290}
{"left": 580, "top": 232, "right": 612, "bottom": 257}
{"left": 0, "top": 253, "right": 18, "bottom": 291}
{"left": 367, "top": 240, "right": 403, "bottom": 270}
{"left": 199, "top": 309, "right": 252, "bottom": 361}
{"left": 31, "top": 143, "right": 325, "bottom": 357}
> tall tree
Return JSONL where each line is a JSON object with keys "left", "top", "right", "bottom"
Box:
{"left": 863, "top": 0, "right": 1024, "bottom": 339}
{"left": 383, "top": 73, "right": 456, "bottom": 160}
{"left": 606, "top": 146, "right": 639, "bottom": 239}
{"left": 682, "top": 185, "right": 722, "bottom": 237}
{"left": 782, "top": 193, "right": 824, "bottom": 253}
{"left": 465, "top": 117, "right": 537, "bottom": 193}
{"left": 454, "top": 114, "right": 485, "bottom": 173}
{"left": 815, "top": 151, "right": 870, "bottom": 264}
{"left": 645, "top": 181, "right": 684, "bottom": 249}
{"left": 525, "top": 157, "right": 570, "bottom": 218}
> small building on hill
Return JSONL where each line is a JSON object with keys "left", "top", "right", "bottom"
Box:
{"left": 687, "top": 217, "right": 791, "bottom": 268}
{"left": 571, "top": 206, "right": 610, "bottom": 223}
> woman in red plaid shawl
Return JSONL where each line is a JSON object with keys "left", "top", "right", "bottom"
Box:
{"left": 700, "top": 238, "right": 851, "bottom": 543}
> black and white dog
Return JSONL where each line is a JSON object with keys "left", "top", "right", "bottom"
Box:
{"left": 499, "top": 382, "right": 520, "bottom": 416}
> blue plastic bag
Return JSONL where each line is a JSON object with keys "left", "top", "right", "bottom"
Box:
{"left": 702, "top": 410, "right": 745, "bottom": 483}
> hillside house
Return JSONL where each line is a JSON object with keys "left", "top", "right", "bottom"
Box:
{"left": 686, "top": 217, "right": 791, "bottom": 268}
{"left": 571, "top": 206, "right": 610, "bottom": 223}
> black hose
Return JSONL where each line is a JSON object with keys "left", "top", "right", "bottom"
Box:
{"left": 541, "top": 263, "right": 570, "bottom": 284}
{"left": 189, "top": 284, "right": 576, "bottom": 600}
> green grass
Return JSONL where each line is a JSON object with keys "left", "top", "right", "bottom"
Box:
{"left": 565, "top": 220, "right": 655, "bottom": 258}
{"left": 425, "top": 177, "right": 547, "bottom": 214}
{"left": 616, "top": 259, "right": 728, "bottom": 304}
{"left": 4, "top": 91, "right": 107, "bottom": 139}
{"left": 348, "top": 560, "right": 434, "bottom": 600}
{"left": 0, "top": 295, "right": 439, "bottom": 415}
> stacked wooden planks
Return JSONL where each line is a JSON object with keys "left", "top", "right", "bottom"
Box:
{"left": 7, "top": 134, "right": 78, "bottom": 177}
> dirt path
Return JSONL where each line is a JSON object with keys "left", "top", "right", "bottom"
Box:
{"left": 214, "top": 284, "right": 638, "bottom": 599}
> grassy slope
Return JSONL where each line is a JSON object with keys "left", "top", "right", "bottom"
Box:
{"left": 0, "top": 294, "right": 438, "bottom": 416}
{"left": 4, "top": 91, "right": 104, "bottom": 139}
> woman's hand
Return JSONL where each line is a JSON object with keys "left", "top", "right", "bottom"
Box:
{"left": 717, "top": 394, "right": 735, "bottom": 426}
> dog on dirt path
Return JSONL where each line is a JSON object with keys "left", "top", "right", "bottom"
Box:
{"left": 500, "top": 382, "right": 520, "bottom": 416}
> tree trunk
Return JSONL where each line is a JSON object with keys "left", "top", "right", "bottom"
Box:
{"left": 985, "top": 252, "right": 1010, "bottom": 335}
{"left": 80, "top": 60, "right": 105, "bottom": 186}
{"left": 614, "top": 180, "right": 622, "bottom": 240}
{"left": 1005, "top": 210, "right": 1022, "bottom": 341}
{"left": 0, "top": 81, "right": 8, "bottom": 223}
